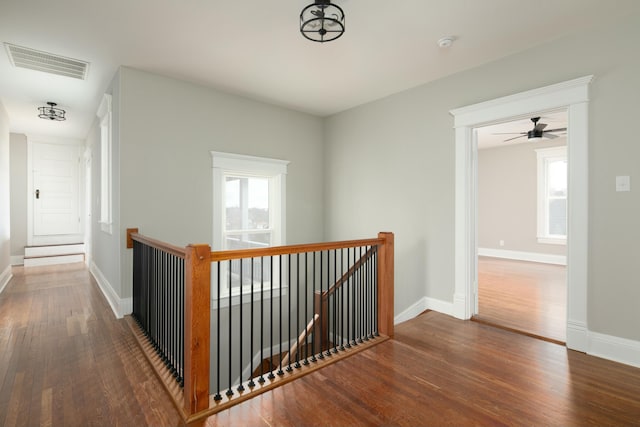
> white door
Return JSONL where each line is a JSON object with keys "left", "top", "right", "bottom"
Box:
{"left": 30, "top": 141, "right": 83, "bottom": 245}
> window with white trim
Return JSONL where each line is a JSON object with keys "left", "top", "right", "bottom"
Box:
{"left": 536, "top": 146, "right": 567, "bottom": 244}
{"left": 96, "top": 94, "right": 112, "bottom": 234}
{"left": 211, "top": 151, "right": 289, "bottom": 302}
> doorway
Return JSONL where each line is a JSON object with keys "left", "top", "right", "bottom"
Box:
{"left": 450, "top": 75, "right": 592, "bottom": 353}
{"left": 474, "top": 112, "right": 568, "bottom": 343}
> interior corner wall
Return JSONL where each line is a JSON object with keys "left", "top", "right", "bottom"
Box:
{"left": 9, "top": 133, "right": 27, "bottom": 261}
{"left": 0, "top": 101, "right": 10, "bottom": 276}
{"left": 117, "top": 67, "right": 325, "bottom": 300}
{"left": 477, "top": 139, "right": 566, "bottom": 256}
{"left": 324, "top": 13, "right": 640, "bottom": 342}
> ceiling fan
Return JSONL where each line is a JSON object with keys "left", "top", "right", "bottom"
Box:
{"left": 495, "top": 117, "right": 567, "bottom": 142}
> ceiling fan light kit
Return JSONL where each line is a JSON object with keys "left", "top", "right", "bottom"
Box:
{"left": 300, "top": 0, "right": 345, "bottom": 43}
{"left": 38, "top": 101, "right": 66, "bottom": 121}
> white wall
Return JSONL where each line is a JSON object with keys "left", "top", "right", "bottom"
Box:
{"left": 478, "top": 139, "right": 566, "bottom": 256}
{"left": 0, "top": 101, "right": 11, "bottom": 287}
{"left": 325, "top": 14, "right": 640, "bottom": 341}
{"left": 9, "top": 133, "right": 27, "bottom": 262}
{"left": 104, "top": 67, "right": 325, "bottom": 302}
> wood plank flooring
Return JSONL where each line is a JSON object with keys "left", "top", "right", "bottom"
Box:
{"left": 476, "top": 256, "right": 567, "bottom": 343}
{"left": 2, "top": 263, "right": 640, "bottom": 426}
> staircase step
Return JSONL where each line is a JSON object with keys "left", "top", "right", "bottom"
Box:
{"left": 24, "top": 253, "right": 85, "bottom": 267}
{"left": 25, "top": 243, "right": 85, "bottom": 258}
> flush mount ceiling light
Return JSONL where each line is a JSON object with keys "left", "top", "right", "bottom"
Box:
{"left": 300, "top": 0, "right": 345, "bottom": 43}
{"left": 38, "top": 102, "right": 66, "bottom": 121}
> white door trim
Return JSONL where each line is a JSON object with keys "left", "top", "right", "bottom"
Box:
{"left": 27, "top": 137, "right": 85, "bottom": 246}
{"left": 449, "top": 75, "right": 593, "bottom": 352}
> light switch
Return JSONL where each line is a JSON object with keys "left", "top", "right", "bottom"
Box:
{"left": 616, "top": 176, "right": 631, "bottom": 192}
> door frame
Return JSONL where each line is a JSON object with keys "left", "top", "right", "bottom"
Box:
{"left": 450, "top": 75, "right": 593, "bottom": 352}
{"left": 27, "top": 137, "right": 84, "bottom": 246}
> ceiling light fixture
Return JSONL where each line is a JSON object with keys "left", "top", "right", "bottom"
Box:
{"left": 300, "top": 0, "right": 345, "bottom": 43}
{"left": 38, "top": 102, "right": 66, "bottom": 121}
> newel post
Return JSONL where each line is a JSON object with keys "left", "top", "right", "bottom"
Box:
{"left": 184, "top": 244, "right": 211, "bottom": 415}
{"left": 377, "top": 232, "right": 394, "bottom": 338}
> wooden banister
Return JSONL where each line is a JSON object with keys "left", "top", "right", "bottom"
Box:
{"left": 323, "top": 246, "right": 376, "bottom": 298}
{"left": 281, "top": 314, "right": 320, "bottom": 366}
{"left": 377, "top": 232, "right": 394, "bottom": 338}
{"left": 127, "top": 228, "right": 186, "bottom": 258}
{"left": 210, "top": 237, "right": 383, "bottom": 262}
{"left": 183, "top": 244, "right": 211, "bottom": 415}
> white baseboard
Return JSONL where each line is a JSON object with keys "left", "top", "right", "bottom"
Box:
{"left": 10, "top": 255, "right": 24, "bottom": 266}
{"left": 0, "top": 265, "right": 12, "bottom": 295}
{"left": 395, "top": 296, "right": 454, "bottom": 325}
{"left": 478, "top": 247, "right": 566, "bottom": 265}
{"left": 90, "top": 261, "right": 130, "bottom": 319}
{"left": 588, "top": 331, "right": 640, "bottom": 368}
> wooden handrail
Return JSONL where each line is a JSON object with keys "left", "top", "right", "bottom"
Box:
{"left": 323, "top": 246, "right": 376, "bottom": 298}
{"left": 127, "top": 228, "right": 186, "bottom": 258}
{"left": 280, "top": 313, "right": 320, "bottom": 367}
{"left": 210, "top": 237, "right": 383, "bottom": 261}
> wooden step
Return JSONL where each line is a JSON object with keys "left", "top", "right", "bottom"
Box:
{"left": 24, "top": 243, "right": 85, "bottom": 267}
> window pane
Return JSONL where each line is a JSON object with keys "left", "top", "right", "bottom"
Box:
{"left": 225, "top": 176, "right": 269, "bottom": 231}
{"left": 547, "top": 159, "right": 567, "bottom": 198}
{"left": 225, "top": 232, "right": 271, "bottom": 250}
{"left": 548, "top": 199, "right": 567, "bottom": 236}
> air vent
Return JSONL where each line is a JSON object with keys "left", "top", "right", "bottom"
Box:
{"left": 4, "top": 43, "right": 89, "bottom": 80}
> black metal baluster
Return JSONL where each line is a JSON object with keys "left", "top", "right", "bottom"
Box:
{"left": 214, "top": 262, "right": 222, "bottom": 401}
{"left": 238, "top": 258, "right": 245, "bottom": 393}
{"left": 268, "top": 256, "right": 275, "bottom": 380}
{"left": 332, "top": 249, "right": 338, "bottom": 354}
{"left": 318, "top": 251, "right": 325, "bottom": 360}
{"left": 227, "top": 260, "right": 233, "bottom": 397}
{"left": 312, "top": 251, "right": 320, "bottom": 362}
{"left": 294, "top": 253, "right": 301, "bottom": 369}
{"left": 303, "top": 252, "right": 310, "bottom": 365}
{"left": 286, "top": 253, "right": 293, "bottom": 373}
{"left": 365, "top": 246, "right": 371, "bottom": 340}
{"left": 278, "top": 255, "right": 284, "bottom": 376}
{"left": 340, "top": 248, "right": 345, "bottom": 351}
{"left": 345, "top": 247, "right": 351, "bottom": 349}
{"left": 374, "top": 246, "right": 379, "bottom": 337}
{"left": 248, "top": 258, "right": 255, "bottom": 388}
{"left": 359, "top": 246, "right": 364, "bottom": 343}
{"left": 179, "top": 256, "right": 184, "bottom": 387}
{"left": 259, "top": 257, "right": 265, "bottom": 384}
{"left": 324, "top": 250, "right": 331, "bottom": 358}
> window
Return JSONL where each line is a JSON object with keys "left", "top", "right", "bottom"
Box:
{"left": 96, "top": 94, "right": 112, "bottom": 234}
{"left": 211, "top": 151, "right": 289, "bottom": 302}
{"left": 536, "top": 146, "right": 567, "bottom": 244}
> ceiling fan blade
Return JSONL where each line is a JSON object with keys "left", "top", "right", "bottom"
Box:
{"left": 534, "top": 122, "right": 547, "bottom": 131}
{"left": 503, "top": 135, "right": 526, "bottom": 142}
{"left": 492, "top": 132, "right": 526, "bottom": 135}
{"left": 544, "top": 133, "right": 559, "bottom": 139}
{"left": 544, "top": 127, "right": 567, "bottom": 133}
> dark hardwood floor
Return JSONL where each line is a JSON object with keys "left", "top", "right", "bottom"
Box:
{"left": 2, "top": 263, "right": 639, "bottom": 426}
{"left": 476, "top": 256, "right": 567, "bottom": 343}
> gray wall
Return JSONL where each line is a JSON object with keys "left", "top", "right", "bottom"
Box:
{"left": 110, "top": 67, "right": 325, "bottom": 299}
{"left": 324, "top": 14, "right": 640, "bottom": 341}
{"left": 0, "top": 101, "right": 10, "bottom": 275}
{"left": 478, "top": 139, "right": 566, "bottom": 255}
{"left": 9, "top": 133, "right": 27, "bottom": 259}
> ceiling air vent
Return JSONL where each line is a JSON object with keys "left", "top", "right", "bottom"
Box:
{"left": 4, "top": 43, "right": 89, "bottom": 80}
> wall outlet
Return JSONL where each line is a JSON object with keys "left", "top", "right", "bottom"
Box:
{"left": 499, "top": 240, "right": 505, "bottom": 247}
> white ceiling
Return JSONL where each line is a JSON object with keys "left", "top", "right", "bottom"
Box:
{"left": 0, "top": 0, "right": 637, "bottom": 141}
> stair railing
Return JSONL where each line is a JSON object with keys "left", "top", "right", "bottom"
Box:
{"left": 127, "top": 229, "right": 394, "bottom": 423}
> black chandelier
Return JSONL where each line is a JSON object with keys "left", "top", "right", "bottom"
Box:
{"left": 38, "top": 102, "right": 66, "bottom": 121}
{"left": 300, "top": 0, "right": 345, "bottom": 43}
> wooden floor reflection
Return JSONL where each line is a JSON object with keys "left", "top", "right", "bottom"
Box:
{"left": 476, "top": 256, "right": 567, "bottom": 343}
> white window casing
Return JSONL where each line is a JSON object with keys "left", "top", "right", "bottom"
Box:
{"left": 211, "top": 151, "right": 289, "bottom": 305}
{"left": 97, "top": 93, "right": 112, "bottom": 234}
{"left": 536, "top": 145, "right": 567, "bottom": 245}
